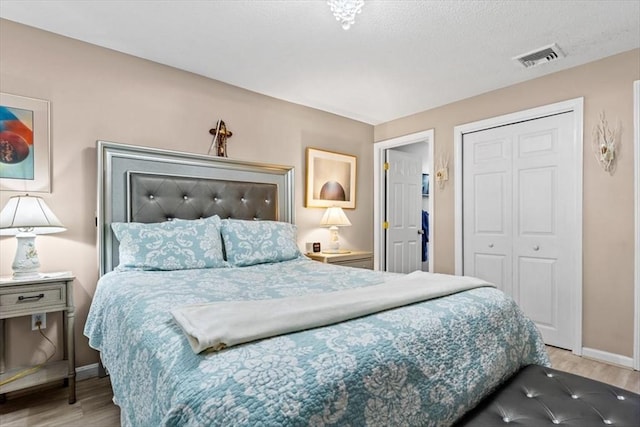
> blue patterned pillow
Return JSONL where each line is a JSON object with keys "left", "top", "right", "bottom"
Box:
{"left": 220, "top": 219, "right": 302, "bottom": 267}
{"left": 112, "top": 215, "right": 227, "bottom": 271}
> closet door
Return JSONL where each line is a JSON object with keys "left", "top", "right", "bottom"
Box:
{"left": 463, "top": 112, "right": 575, "bottom": 349}
{"left": 462, "top": 127, "right": 513, "bottom": 295}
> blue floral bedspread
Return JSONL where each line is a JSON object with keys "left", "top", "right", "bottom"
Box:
{"left": 84, "top": 258, "right": 549, "bottom": 427}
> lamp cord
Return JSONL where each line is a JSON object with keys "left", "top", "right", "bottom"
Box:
{"left": 0, "top": 323, "right": 57, "bottom": 387}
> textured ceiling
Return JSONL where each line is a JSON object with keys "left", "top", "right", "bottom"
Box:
{"left": 1, "top": 0, "right": 638, "bottom": 125}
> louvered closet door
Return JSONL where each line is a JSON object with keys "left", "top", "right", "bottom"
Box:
{"left": 463, "top": 112, "right": 575, "bottom": 349}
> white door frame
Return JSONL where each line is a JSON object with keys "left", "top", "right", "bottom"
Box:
{"left": 454, "top": 98, "right": 584, "bottom": 355}
{"left": 373, "top": 129, "right": 435, "bottom": 271}
{"left": 633, "top": 80, "right": 639, "bottom": 370}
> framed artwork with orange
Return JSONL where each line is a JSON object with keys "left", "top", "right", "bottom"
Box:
{"left": 305, "top": 147, "right": 356, "bottom": 209}
{"left": 0, "top": 93, "right": 50, "bottom": 192}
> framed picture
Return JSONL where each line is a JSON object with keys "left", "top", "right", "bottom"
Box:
{"left": 422, "top": 173, "right": 430, "bottom": 196}
{"left": 0, "top": 93, "right": 51, "bottom": 192}
{"left": 306, "top": 147, "right": 356, "bottom": 209}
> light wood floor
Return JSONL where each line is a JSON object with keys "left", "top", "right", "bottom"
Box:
{"left": 1, "top": 346, "right": 638, "bottom": 426}
{"left": 546, "top": 346, "right": 640, "bottom": 393}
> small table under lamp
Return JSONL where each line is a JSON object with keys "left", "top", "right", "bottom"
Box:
{"left": 320, "top": 206, "right": 351, "bottom": 254}
{"left": 0, "top": 194, "right": 66, "bottom": 279}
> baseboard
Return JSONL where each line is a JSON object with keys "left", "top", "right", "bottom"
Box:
{"left": 75, "top": 363, "right": 100, "bottom": 381}
{"left": 582, "top": 347, "right": 634, "bottom": 369}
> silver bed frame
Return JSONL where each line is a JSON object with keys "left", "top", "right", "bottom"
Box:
{"left": 96, "top": 141, "right": 295, "bottom": 275}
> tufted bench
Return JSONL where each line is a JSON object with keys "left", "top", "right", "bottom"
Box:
{"left": 455, "top": 364, "right": 640, "bottom": 427}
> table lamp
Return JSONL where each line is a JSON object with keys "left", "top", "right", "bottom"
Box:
{"left": 0, "top": 194, "right": 66, "bottom": 279}
{"left": 320, "top": 206, "right": 351, "bottom": 254}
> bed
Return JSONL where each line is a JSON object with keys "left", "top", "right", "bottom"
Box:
{"left": 85, "top": 141, "right": 549, "bottom": 426}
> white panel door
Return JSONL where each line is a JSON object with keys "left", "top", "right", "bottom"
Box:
{"left": 463, "top": 113, "right": 575, "bottom": 349}
{"left": 462, "top": 133, "right": 513, "bottom": 294}
{"left": 386, "top": 149, "right": 422, "bottom": 273}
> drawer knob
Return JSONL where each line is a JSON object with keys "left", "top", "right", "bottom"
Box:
{"left": 18, "top": 293, "right": 45, "bottom": 302}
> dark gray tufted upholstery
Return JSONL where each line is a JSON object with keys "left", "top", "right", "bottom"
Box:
{"left": 455, "top": 364, "right": 640, "bottom": 427}
{"left": 129, "top": 173, "right": 278, "bottom": 223}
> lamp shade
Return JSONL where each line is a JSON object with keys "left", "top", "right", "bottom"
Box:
{"left": 0, "top": 195, "right": 66, "bottom": 236}
{"left": 319, "top": 206, "right": 352, "bottom": 227}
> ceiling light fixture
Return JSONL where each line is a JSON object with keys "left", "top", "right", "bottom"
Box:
{"left": 327, "top": 0, "right": 364, "bottom": 30}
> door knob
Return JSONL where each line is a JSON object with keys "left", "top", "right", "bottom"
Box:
{"left": 533, "top": 245, "right": 540, "bottom": 251}
{"left": 488, "top": 243, "right": 494, "bottom": 248}
{"left": 418, "top": 229, "right": 424, "bottom": 235}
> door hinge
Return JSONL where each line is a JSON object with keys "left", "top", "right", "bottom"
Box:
{"left": 383, "top": 162, "right": 389, "bottom": 171}
{"left": 383, "top": 221, "right": 389, "bottom": 229}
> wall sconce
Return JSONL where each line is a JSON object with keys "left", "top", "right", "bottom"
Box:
{"left": 0, "top": 195, "right": 66, "bottom": 278}
{"left": 592, "top": 111, "right": 617, "bottom": 173}
{"left": 319, "top": 206, "right": 352, "bottom": 254}
{"left": 436, "top": 154, "right": 449, "bottom": 190}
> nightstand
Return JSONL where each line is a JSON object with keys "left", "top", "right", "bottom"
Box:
{"left": 306, "top": 251, "right": 373, "bottom": 269}
{"left": 0, "top": 272, "right": 76, "bottom": 404}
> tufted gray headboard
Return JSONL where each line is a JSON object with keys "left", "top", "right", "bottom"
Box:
{"left": 97, "top": 141, "right": 294, "bottom": 275}
{"left": 128, "top": 172, "right": 278, "bottom": 223}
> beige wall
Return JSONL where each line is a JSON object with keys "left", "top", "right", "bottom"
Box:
{"left": 0, "top": 20, "right": 374, "bottom": 368}
{"left": 1, "top": 18, "right": 637, "bottom": 369}
{"left": 375, "top": 49, "right": 640, "bottom": 358}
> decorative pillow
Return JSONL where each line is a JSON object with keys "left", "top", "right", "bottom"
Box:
{"left": 220, "top": 219, "right": 302, "bottom": 267}
{"left": 111, "top": 215, "right": 227, "bottom": 271}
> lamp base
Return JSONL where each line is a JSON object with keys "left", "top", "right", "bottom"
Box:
{"left": 12, "top": 232, "right": 41, "bottom": 279}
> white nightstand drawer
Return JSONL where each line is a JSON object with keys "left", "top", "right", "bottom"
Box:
{"left": 334, "top": 258, "right": 374, "bottom": 269}
{"left": 307, "top": 251, "right": 373, "bottom": 270}
{"left": 0, "top": 283, "right": 67, "bottom": 316}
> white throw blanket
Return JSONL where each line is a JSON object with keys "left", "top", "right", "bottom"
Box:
{"left": 171, "top": 271, "right": 493, "bottom": 354}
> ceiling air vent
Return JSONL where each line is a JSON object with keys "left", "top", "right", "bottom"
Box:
{"left": 514, "top": 43, "right": 564, "bottom": 68}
